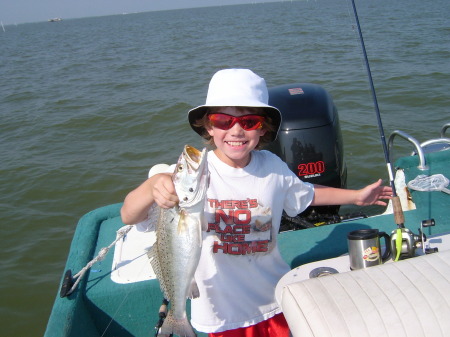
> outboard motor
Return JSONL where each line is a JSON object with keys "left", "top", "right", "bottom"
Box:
{"left": 267, "top": 83, "right": 349, "bottom": 229}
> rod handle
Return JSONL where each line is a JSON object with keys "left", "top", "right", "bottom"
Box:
{"left": 392, "top": 196, "right": 405, "bottom": 226}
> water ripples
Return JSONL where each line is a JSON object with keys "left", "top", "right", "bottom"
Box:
{"left": 1, "top": 0, "right": 449, "bottom": 335}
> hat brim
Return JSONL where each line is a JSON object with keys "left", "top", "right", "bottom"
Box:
{"left": 188, "top": 105, "right": 282, "bottom": 142}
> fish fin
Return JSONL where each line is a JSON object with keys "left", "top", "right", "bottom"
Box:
{"left": 201, "top": 216, "right": 208, "bottom": 232}
{"left": 160, "top": 310, "right": 197, "bottom": 337}
{"left": 177, "top": 209, "right": 188, "bottom": 234}
{"left": 146, "top": 247, "right": 156, "bottom": 268}
{"left": 147, "top": 247, "right": 171, "bottom": 300}
{"left": 188, "top": 278, "right": 200, "bottom": 299}
{"left": 146, "top": 203, "right": 159, "bottom": 231}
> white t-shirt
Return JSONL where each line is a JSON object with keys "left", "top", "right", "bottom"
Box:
{"left": 191, "top": 150, "right": 314, "bottom": 333}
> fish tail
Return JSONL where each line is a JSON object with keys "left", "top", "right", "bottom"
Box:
{"left": 188, "top": 278, "right": 200, "bottom": 299}
{"left": 159, "top": 310, "right": 197, "bottom": 337}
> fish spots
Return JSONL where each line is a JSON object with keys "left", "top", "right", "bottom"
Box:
{"left": 149, "top": 145, "right": 208, "bottom": 336}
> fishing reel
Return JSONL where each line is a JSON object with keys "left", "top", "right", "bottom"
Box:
{"left": 390, "top": 219, "right": 436, "bottom": 259}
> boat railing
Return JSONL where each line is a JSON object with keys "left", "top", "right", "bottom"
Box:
{"left": 388, "top": 130, "right": 428, "bottom": 170}
{"left": 388, "top": 123, "right": 450, "bottom": 171}
{"left": 441, "top": 122, "right": 450, "bottom": 138}
{"left": 419, "top": 122, "right": 450, "bottom": 154}
{"left": 419, "top": 137, "right": 450, "bottom": 152}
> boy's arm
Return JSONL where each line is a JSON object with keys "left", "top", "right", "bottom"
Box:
{"left": 120, "top": 173, "right": 178, "bottom": 225}
{"left": 311, "top": 179, "right": 392, "bottom": 207}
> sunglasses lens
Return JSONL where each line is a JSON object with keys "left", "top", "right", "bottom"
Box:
{"left": 208, "top": 114, "right": 235, "bottom": 130}
{"left": 208, "top": 114, "right": 264, "bottom": 131}
{"left": 240, "top": 115, "right": 264, "bottom": 131}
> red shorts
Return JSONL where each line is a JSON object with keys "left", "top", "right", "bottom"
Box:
{"left": 208, "top": 313, "right": 290, "bottom": 337}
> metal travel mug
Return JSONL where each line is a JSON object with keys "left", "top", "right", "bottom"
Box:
{"left": 347, "top": 229, "right": 391, "bottom": 270}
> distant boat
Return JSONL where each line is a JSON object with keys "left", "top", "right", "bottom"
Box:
{"left": 48, "top": 18, "right": 62, "bottom": 22}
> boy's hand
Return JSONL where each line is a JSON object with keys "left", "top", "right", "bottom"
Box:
{"left": 356, "top": 179, "right": 393, "bottom": 206}
{"left": 152, "top": 173, "right": 179, "bottom": 209}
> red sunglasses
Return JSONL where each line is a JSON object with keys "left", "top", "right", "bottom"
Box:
{"left": 207, "top": 113, "right": 265, "bottom": 131}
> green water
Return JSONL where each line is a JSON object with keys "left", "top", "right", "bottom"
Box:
{"left": 1, "top": 0, "right": 449, "bottom": 335}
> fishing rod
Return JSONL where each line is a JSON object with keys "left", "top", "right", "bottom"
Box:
{"left": 349, "top": 0, "right": 405, "bottom": 229}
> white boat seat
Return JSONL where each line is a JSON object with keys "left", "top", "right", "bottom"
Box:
{"left": 279, "top": 250, "right": 450, "bottom": 337}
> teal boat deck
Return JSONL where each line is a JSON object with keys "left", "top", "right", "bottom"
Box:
{"left": 45, "top": 149, "right": 449, "bottom": 337}
{"left": 280, "top": 149, "right": 450, "bottom": 268}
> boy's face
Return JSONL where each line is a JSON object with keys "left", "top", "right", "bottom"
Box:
{"left": 206, "top": 107, "right": 266, "bottom": 168}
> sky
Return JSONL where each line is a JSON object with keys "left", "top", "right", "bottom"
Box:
{"left": 0, "top": 0, "right": 280, "bottom": 25}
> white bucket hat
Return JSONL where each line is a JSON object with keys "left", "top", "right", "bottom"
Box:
{"left": 188, "top": 69, "right": 282, "bottom": 141}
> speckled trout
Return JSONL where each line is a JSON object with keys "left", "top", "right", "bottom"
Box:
{"left": 149, "top": 145, "right": 208, "bottom": 337}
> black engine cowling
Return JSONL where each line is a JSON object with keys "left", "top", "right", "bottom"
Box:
{"left": 267, "top": 83, "right": 349, "bottom": 228}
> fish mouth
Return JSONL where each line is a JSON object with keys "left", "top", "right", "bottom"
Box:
{"left": 183, "top": 145, "right": 208, "bottom": 174}
{"left": 176, "top": 145, "right": 209, "bottom": 206}
{"left": 184, "top": 145, "right": 205, "bottom": 167}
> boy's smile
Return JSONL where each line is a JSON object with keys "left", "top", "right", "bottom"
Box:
{"left": 206, "top": 107, "right": 266, "bottom": 168}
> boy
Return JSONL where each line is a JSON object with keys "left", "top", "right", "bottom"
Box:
{"left": 121, "top": 69, "right": 392, "bottom": 336}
